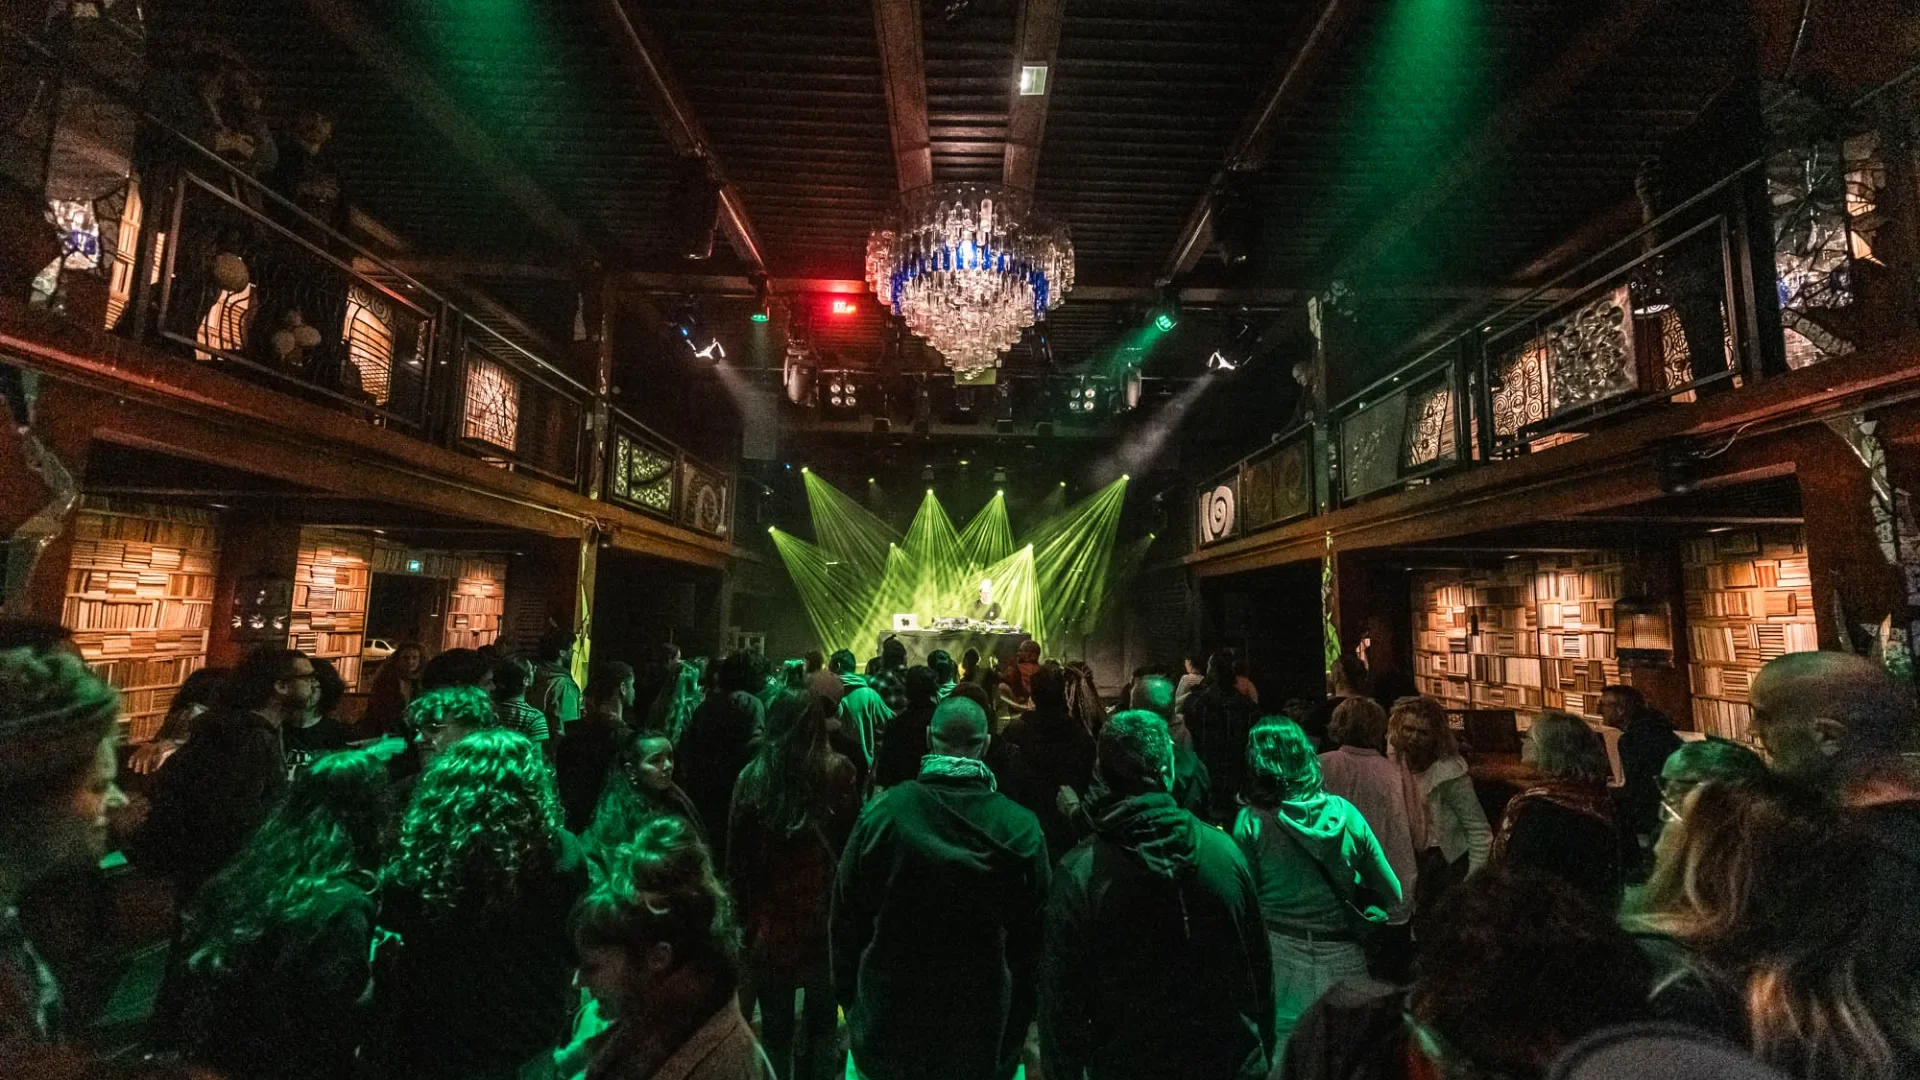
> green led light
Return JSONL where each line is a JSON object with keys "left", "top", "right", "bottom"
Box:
{"left": 750, "top": 311, "right": 770, "bottom": 323}
{"left": 1153, "top": 312, "right": 1177, "bottom": 332}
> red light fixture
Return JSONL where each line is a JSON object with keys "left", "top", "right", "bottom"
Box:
{"left": 830, "top": 298, "right": 858, "bottom": 316}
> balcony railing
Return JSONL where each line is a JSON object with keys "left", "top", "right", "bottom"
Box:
{"left": 6, "top": 86, "right": 730, "bottom": 536}
{"left": 1194, "top": 97, "right": 1913, "bottom": 554}
{"left": 606, "top": 409, "right": 735, "bottom": 540}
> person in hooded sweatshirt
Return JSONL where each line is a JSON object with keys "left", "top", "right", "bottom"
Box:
{"left": 1040, "top": 710, "right": 1273, "bottom": 1080}
{"left": 1232, "top": 715, "right": 1400, "bottom": 1059}
{"left": 831, "top": 695, "right": 1049, "bottom": 1080}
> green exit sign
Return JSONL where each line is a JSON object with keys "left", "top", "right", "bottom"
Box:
{"left": 406, "top": 558, "right": 423, "bottom": 573}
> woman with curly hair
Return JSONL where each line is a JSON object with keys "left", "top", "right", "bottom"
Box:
{"left": 569, "top": 816, "right": 771, "bottom": 1080}
{"left": 727, "top": 690, "right": 857, "bottom": 1080}
{"left": 1232, "top": 715, "right": 1400, "bottom": 1058}
{"left": 170, "top": 750, "right": 387, "bottom": 1080}
{"left": 369, "top": 728, "right": 587, "bottom": 1080}
{"left": 1634, "top": 775, "right": 1916, "bottom": 1079}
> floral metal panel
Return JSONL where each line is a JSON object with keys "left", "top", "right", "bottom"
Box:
{"left": 1545, "top": 284, "right": 1638, "bottom": 414}
{"left": 1240, "top": 436, "right": 1311, "bottom": 532}
{"left": 680, "top": 459, "right": 731, "bottom": 538}
{"left": 1492, "top": 340, "right": 1550, "bottom": 439}
{"left": 1340, "top": 389, "right": 1408, "bottom": 501}
{"left": 609, "top": 430, "right": 675, "bottom": 516}
{"left": 1403, "top": 381, "right": 1456, "bottom": 469}
{"left": 461, "top": 348, "right": 520, "bottom": 451}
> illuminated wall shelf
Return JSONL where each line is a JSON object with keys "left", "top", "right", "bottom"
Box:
{"left": 290, "top": 528, "right": 372, "bottom": 690}
{"left": 443, "top": 556, "right": 506, "bottom": 653}
{"left": 1683, "top": 527, "right": 1816, "bottom": 742}
{"left": 1412, "top": 552, "right": 1625, "bottom": 727}
{"left": 62, "top": 501, "right": 220, "bottom": 740}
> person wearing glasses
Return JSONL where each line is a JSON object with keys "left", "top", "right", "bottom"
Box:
{"left": 136, "top": 646, "right": 316, "bottom": 904}
{"left": 1652, "top": 739, "right": 1767, "bottom": 833}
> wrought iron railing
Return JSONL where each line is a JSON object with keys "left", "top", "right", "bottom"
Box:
{"left": 1194, "top": 424, "right": 1316, "bottom": 549}
{"left": 148, "top": 168, "right": 437, "bottom": 428}
{"left": 606, "top": 408, "right": 734, "bottom": 540}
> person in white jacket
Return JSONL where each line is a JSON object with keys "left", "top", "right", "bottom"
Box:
{"left": 1388, "top": 695, "right": 1493, "bottom": 915}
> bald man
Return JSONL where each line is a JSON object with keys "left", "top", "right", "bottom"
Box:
{"left": 1751, "top": 650, "right": 1920, "bottom": 988}
{"left": 1128, "top": 674, "right": 1212, "bottom": 818}
{"left": 832, "top": 696, "right": 1049, "bottom": 1080}
{"left": 1749, "top": 650, "right": 1919, "bottom": 791}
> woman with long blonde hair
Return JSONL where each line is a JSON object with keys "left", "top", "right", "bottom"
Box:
{"left": 1634, "top": 774, "right": 1914, "bottom": 1079}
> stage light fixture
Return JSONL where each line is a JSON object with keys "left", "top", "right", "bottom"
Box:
{"left": 750, "top": 276, "right": 772, "bottom": 323}
{"left": 1206, "top": 349, "right": 1240, "bottom": 372}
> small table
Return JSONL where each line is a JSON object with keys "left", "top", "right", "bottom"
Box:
{"left": 881, "top": 628, "right": 1030, "bottom": 666}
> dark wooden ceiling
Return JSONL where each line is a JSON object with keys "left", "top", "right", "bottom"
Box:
{"left": 156, "top": 0, "right": 1745, "bottom": 387}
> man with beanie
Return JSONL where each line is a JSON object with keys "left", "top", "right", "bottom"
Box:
{"left": 0, "top": 645, "right": 128, "bottom": 1045}
{"left": 1041, "top": 709, "right": 1273, "bottom": 1080}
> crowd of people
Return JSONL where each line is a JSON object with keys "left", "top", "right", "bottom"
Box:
{"left": 2, "top": 619, "right": 1918, "bottom": 1080}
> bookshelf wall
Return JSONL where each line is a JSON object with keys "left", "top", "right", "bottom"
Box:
{"left": 290, "top": 529, "right": 373, "bottom": 690}
{"left": 1411, "top": 553, "right": 1626, "bottom": 726}
{"left": 1683, "top": 527, "right": 1817, "bottom": 742}
{"left": 63, "top": 502, "right": 221, "bottom": 740}
{"left": 443, "top": 556, "right": 506, "bottom": 652}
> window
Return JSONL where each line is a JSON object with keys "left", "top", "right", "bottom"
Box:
{"left": 341, "top": 284, "right": 394, "bottom": 405}
{"left": 461, "top": 349, "right": 520, "bottom": 451}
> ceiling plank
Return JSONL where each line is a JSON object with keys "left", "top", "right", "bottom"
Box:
{"left": 1325, "top": 0, "right": 1682, "bottom": 284}
{"left": 300, "top": 0, "right": 595, "bottom": 262}
{"left": 1003, "top": 0, "right": 1065, "bottom": 192}
{"left": 595, "top": 0, "right": 771, "bottom": 274}
{"left": 1159, "top": 0, "right": 1373, "bottom": 284}
{"left": 873, "top": 0, "right": 934, "bottom": 191}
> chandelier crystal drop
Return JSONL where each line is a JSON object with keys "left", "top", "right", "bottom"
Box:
{"left": 865, "top": 182, "right": 1074, "bottom": 374}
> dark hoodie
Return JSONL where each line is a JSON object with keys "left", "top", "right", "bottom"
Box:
{"left": 832, "top": 758, "right": 1049, "bottom": 1080}
{"left": 1041, "top": 791, "right": 1274, "bottom": 1080}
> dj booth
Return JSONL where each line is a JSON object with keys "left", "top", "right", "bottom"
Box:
{"left": 881, "top": 628, "right": 1029, "bottom": 667}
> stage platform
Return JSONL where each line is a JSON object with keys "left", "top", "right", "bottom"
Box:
{"left": 881, "top": 628, "right": 1029, "bottom": 666}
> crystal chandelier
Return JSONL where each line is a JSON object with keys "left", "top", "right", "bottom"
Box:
{"left": 865, "top": 182, "right": 1074, "bottom": 374}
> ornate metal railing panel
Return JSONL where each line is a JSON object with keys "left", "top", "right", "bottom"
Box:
{"left": 151, "top": 171, "right": 434, "bottom": 428}
{"left": 1334, "top": 364, "right": 1462, "bottom": 503}
{"left": 1480, "top": 215, "right": 1739, "bottom": 455}
{"left": 455, "top": 336, "right": 585, "bottom": 488}
{"left": 607, "top": 423, "right": 679, "bottom": 519}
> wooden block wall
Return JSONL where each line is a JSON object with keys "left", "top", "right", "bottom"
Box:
{"left": 443, "top": 556, "right": 506, "bottom": 653}
{"left": 1411, "top": 553, "right": 1625, "bottom": 727}
{"left": 62, "top": 501, "right": 220, "bottom": 740}
{"left": 290, "top": 528, "right": 372, "bottom": 690}
{"left": 1683, "top": 527, "right": 1816, "bottom": 742}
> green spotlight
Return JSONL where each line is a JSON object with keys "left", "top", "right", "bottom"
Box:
{"left": 1059, "top": 480, "right": 1067, "bottom": 487}
{"left": 927, "top": 487, "right": 934, "bottom": 495}
{"left": 997, "top": 489, "right": 1004, "bottom": 497}
{"left": 800, "top": 466, "right": 809, "bottom": 473}
{"left": 1121, "top": 473, "right": 1129, "bottom": 480}
{"left": 868, "top": 477, "right": 876, "bottom": 484}
{"left": 1153, "top": 311, "right": 1177, "bottom": 332}
{"left": 750, "top": 311, "right": 770, "bottom": 323}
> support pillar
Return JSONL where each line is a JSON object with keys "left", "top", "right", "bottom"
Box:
{"left": 205, "top": 520, "right": 303, "bottom": 668}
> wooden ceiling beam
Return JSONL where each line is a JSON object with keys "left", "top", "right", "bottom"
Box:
{"left": 1325, "top": 0, "right": 1682, "bottom": 284}
{"left": 301, "top": 0, "right": 595, "bottom": 262}
{"left": 873, "top": 0, "right": 934, "bottom": 191}
{"left": 1003, "top": 0, "right": 1065, "bottom": 192}
{"left": 1159, "top": 0, "right": 1373, "bottom": 284}
{"left": 595, "top": 0, "right": 771, "bottom": 275}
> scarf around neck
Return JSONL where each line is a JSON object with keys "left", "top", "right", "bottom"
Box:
{"left": 918, "top": 753, "right": 996, "bottom": 791}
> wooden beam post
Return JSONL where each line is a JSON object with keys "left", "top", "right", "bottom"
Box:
{"left": 1326, "top": 0, "right": 1680, "bottom": 284}
{"left": 596, "top": 0, "right": 771, "bottom": 274}
{"left": 873, "top": 0, "right": 934, "bottom": 191}
{"left": 301, "top": 0, "right": 596, "bottom": 260}
{"left": 1159, "top": 0, "right": 1372, "bottom": 283}
{"left": 1003, "top": 0, "right": 1064, "bottom": 192}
